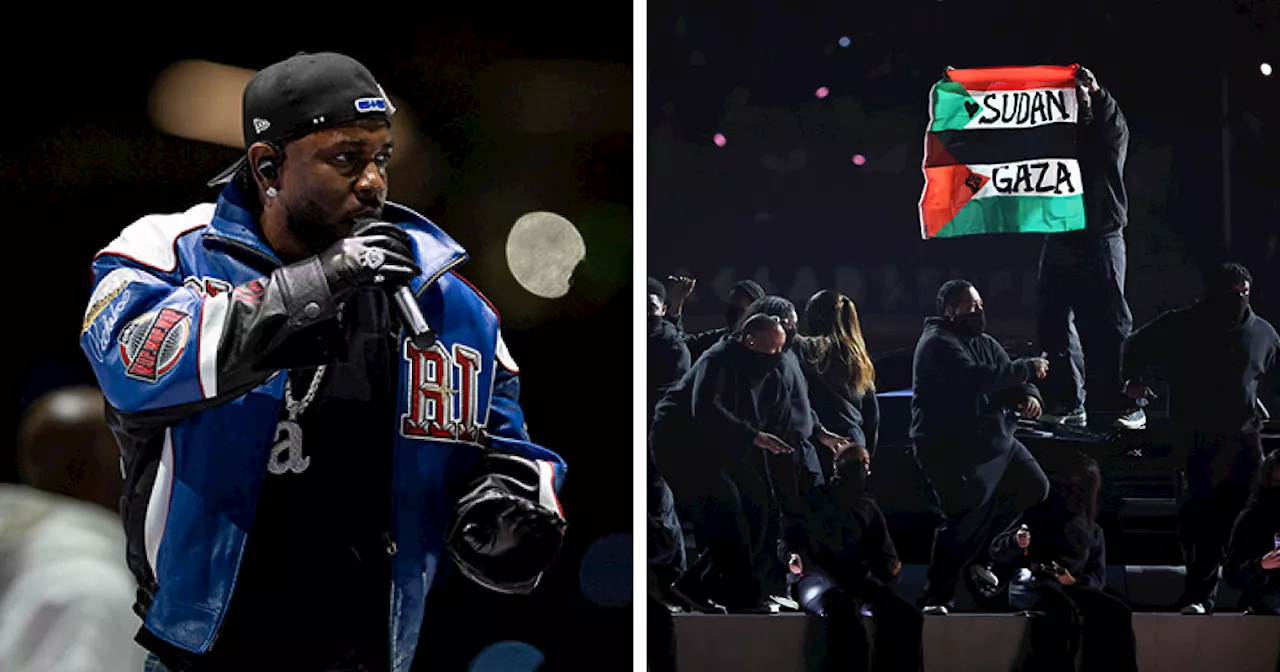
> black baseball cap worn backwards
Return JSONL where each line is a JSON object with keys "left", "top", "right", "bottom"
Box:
{"left": 208, "top": 51, "right": 396, "bottom": 186}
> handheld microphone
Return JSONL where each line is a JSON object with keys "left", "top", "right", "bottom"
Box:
{"left": 393, "top": 284, "right": 436, "bottom": 348}
{"left": 354, "top": 218, "right": 436, "bottom": 348}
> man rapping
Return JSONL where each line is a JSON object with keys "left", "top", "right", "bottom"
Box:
{"left": 910, "top": 280, "right": 1051, "bottom": 615}
{"left": 78, "top": 52, "right": 567, "bottom": 671}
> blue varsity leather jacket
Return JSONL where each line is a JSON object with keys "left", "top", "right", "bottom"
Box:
{"left": 78, "top": 182, "right": 566, "bottom": 671}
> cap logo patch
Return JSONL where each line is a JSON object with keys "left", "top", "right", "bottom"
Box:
{"left": 253, "top": 117, "right": 271, "bottom": 134}
{"left": 355, "top": 97, "right": 388, "bottom": 113}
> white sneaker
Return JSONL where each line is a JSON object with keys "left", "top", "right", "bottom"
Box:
{"left": 921, "top": 604, "right": 949, "bottom": 616}
{"left": 1042, "top": 406, "right": 1087, "bottom": 426}
{"left": 769, "top": 595, "right": 799, "bottom": 612}
{"left": 1115, "top": 409, "right": 1147, "bottom": 430}
{"left": 1180, "top": 602, "right": 1207, "bottom": 615}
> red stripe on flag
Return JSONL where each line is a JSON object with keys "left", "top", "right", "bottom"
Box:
{"left": 947, "top": 64, "right": 1079, "bottom": 91}
{"left": 920, "top": 165, "right": 989, "bottom": 238}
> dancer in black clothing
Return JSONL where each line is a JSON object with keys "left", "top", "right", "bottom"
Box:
{"left": 991, "top": 452, "right": 1137, "bottom": 672}
{"left": 912, "top": 280, "right": 1051, "bottom": 615}
{"left": 1121, "top": 262, "right": 1279, "bottom": 614}
{"left": 649, "top": 314, "right": 799, "bottom": 612}
{"left": 779, "top": 445, "right": 923, "bottom": 671}
{"left": 796, "top": 289, "right": 880, "bottom": 481}
{"left": 647, "top": 276, "right": 690, "bottom": 613}
{"left": 1223, "top": 449, "right": 1280, "bottom": 615}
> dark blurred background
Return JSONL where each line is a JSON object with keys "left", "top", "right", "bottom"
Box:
{"left": 648, "top": 0, "right": 1279, "bottom": 398}
{"left": 4, "top": 13, "right": 631, "bottom": 671}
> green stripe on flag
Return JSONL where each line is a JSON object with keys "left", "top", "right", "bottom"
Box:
{"left": 932, "top": 194, "right": 1086, "bottom": 238}
{"left": 929, "top": 81, "right": 980, "bottom": 133}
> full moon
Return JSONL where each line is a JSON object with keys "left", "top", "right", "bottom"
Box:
{"left": 506, "top": 211, "right": 586, "bottom": 299}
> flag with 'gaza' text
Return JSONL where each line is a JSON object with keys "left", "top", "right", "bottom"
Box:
{"left": 919, "top": 64, "right": 1086, "bottom": 239}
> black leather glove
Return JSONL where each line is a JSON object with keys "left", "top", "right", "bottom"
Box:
{"left": 318, "top": 221, "right": 421, "bottom": 299}
{"left": 447, "top": 452, "right": 567, "bottom": 595}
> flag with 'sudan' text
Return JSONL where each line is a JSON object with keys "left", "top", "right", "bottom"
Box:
{"left": 919, "top": 65, "right": 1086, "bottom": 239}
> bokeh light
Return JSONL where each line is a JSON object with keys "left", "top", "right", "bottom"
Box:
{"left": 467, "top": 641, "right": 546, "bottom": 672}
{"left": 838, "top": 36, "right": 851, "bottom": 47}
{"left": 578, "top": 533, "right": 632, "bottom": 609}
{"left": 505, "top": 212, "right": 586, "bottom": 299}
{"left": 815, "top": 86, "right": 830, "bottom": 99}
{"left": 713, "top": 133, "right": 727, "bottom": 147}
{"left": 1262, "top": 62, "right": 1273, "bottom": 76}
{"left": 852, "top": 154, "right": 867, "bottom": 166}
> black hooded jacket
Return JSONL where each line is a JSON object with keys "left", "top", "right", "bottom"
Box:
{"left": 649, "top": 338, "right": 797, "bottom": 475}
{"left": 794, "top": 337, "right": 880, "bottom": 456}
{"left": 1050, "top": 84, "right": 1128, "bottom": 242}
{"left": 647, "top": 314, "right": 691, "bottom": 421}
{"left": 1120, "top": 303, "right": 1280, "bottom": 434}
{"left": 1224, "top": 489, "right": 1280, "bottom": 598}
{"left": 776, "top": 467, "right": 900, "bottom": 593}
{"left": 989, "top": 493, "right": 1107, "bottom": 590}
{"left": 909, "top": 317, "right": 1042, "bottom": 462}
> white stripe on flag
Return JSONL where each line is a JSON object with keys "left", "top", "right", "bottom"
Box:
{"left": 967, "top": 158, "right": 1083, "bottom": 199}
{"left": 965, "top": 87, "right": 1078, "bottom": 130}
{"left": 199, "top": 293, "right": 231, "bottom": 398}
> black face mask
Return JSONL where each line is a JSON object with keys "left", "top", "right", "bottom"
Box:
{"left": 736, "top": 345, "right": 783, "bottom": 378}
{"left": 726, "top": 305, "right": 745, "bottom": 328}
{"left": 952, "top": 310, "right": 986, "bottom": 338}
{"left": 1204, "top": 293, "right": 1250, "bottom": 327}
{"left": 647, "top": 314, "right": 664, "bottom": 333}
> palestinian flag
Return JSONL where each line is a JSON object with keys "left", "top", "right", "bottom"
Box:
{"left": 919, "top": 65, "right": 1085, "bottom": 239}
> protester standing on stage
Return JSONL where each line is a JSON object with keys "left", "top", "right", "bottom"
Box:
{"left": 1037, "top": 66, "right": 1145, "bottom": 431}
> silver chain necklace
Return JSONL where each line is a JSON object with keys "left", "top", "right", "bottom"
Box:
{"left": 268, "top": 365, "right": 327, "bottom": 475}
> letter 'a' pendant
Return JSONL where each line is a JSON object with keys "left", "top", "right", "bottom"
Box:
{"left": 268, "top": 419, "right": 311, "bottom": 475}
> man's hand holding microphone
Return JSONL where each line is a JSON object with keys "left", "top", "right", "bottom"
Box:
{"left": 319, "top": 220, "right": 437, "bottom": 347}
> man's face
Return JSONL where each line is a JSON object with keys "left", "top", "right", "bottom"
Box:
{"left": 648, "top": 293, "right": 666, "bottom": 317}
{"left": 278, "top": 120, "right": 393, "bottom": 245}
{"left": 948, "top": 287, "right": 984, "bottom": 317}
{"left": 780, "top": 310, "right": 798, "bottom": 338}
{"left": 743, "top": 322, "right": 786, "bottom": 354}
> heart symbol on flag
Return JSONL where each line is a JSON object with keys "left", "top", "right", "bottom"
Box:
{"left": 965, "top": 100, "right": 980, "bottom": 117}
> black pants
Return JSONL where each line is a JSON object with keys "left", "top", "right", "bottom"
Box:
{"left": 1020, "top": 582, "right": 1137, "bottom": 672}
{"left": 1178, "top": 431, "right": 1265, "bottom": 610}
{"left": 648, "top": 593, "right": 679, "bottom": 672}
{"left": 1036, "top": 234, "right": 1133, "bottom": 415}
{"left": 649, "top": 451, "right": 687, "bottom": 580}
{"left": 683, "top": 459, "right": 774, "bottom": 609}
{"left": 916, "top": 441, "right": 1050, "bottom": 605}
{"left": 809, "top": 584, "right": 923, "bottom": 672}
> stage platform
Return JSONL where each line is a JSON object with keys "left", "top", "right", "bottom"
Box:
{"left": 673, "top": 611, "right": 1280, "bottom": 672}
